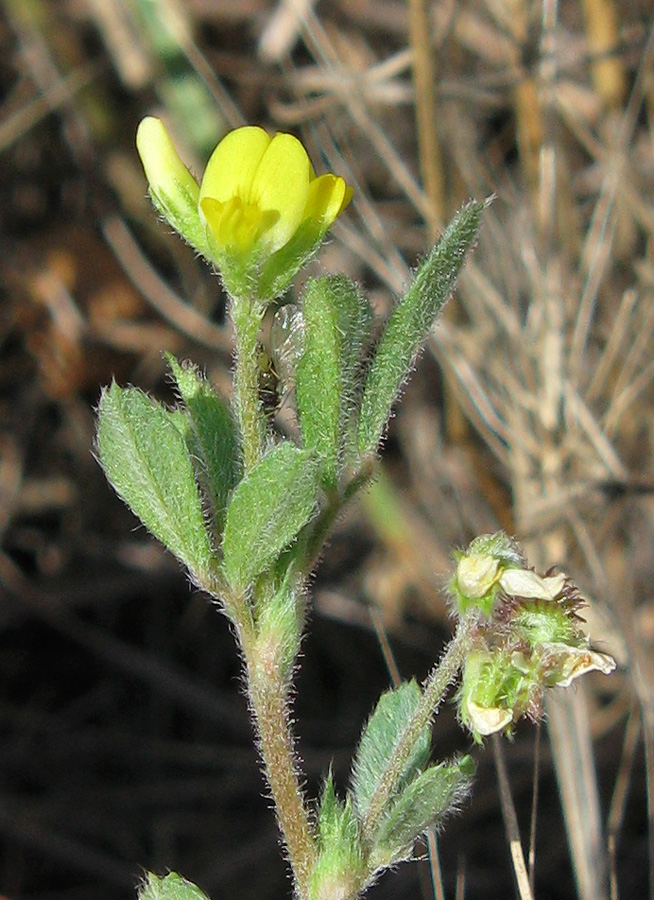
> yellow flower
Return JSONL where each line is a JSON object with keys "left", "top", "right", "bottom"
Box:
{"left": 136, "top": 118, "right": 352, "bottom": 299}
{"left": 200, "top": 125, "right": 351, "bottom": 258}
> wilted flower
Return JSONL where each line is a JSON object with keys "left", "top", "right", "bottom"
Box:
{"left": 538, "top": 642, "right": 616, "bottom": 689}
{"left": 452, "top": 533, "right": 616, "bottom": 742}
{"left": 449, "top": 532, "right": 526, "bottom": 616}
{"left": 458, "top": 648, "right": 525, "bottom": 740}
{"left": 136, "top": 118, "right": 352, "bottom": 300}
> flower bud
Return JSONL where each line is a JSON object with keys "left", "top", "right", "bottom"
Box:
{"left": 135, "top": 117, "right": 209, "bottom": 256}
{"left": 449, "top": 531, "right": 526, "bottom": 616}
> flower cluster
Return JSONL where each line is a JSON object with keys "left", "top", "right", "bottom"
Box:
{"left": 449, "top": 533, "right": 615, "bottom": 742}
{"left": 136, "top": 118, "right": 352, "bottom": 301}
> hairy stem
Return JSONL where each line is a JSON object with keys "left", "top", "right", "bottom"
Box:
{"left": 362, "top": 616, "right": 474, "bottom": 839}
{"left": 232, "top": 296, "right": 266, "bottom": 474}
{"left": 246, "top": 652, "right": 317, "bottom": 898}
{"left": 295, "top": 458, "right": 377, "bottom": 582}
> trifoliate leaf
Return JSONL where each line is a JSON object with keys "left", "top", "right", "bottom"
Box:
{"left": 97, "top": 383, "right": 214, "bottom": 577}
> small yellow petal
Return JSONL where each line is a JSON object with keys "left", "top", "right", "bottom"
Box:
{"left": 201, "top": 196, "right": 279, "bottom": 256}
{"left": 251, "top": 132, "right": 312, "bottom": 252}
{"left": 304, "top": 175, "right": 352, "bottom": 230}
{"left": 200, "top": 126, "right": 271, "bottom": 206}
{"left": 543, "top": 643, "right": 616, "bottom": 688}
{"left": 465, "top": 700, "right": 513, "bottom": 737}
{"left": 500, "top": 569, "right": 566, "bottom": 600}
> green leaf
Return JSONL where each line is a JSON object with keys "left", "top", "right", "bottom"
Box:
{"left": 296, "top": 276, "right": 373, "bottom": 486}
{"left": 139, "top": 872, "right": 211, "bottom": 900}
{"left": 296, "top": 278, "right": 340, "bottom": 483}
{"left": 328, "top": 276, "right": 373, "bottom": 467}
{"left": 97, "top": 383, "right": 214, "bottom": 576}
{"left": 358, "top": 200, "right": 485, "bottom": 455}
{"left": 369, "top": 756, "right": 474, "bottom": 871}
{"left": 309, "top": 774, "right": 365, "bottom": 900}
{"left": 351, "top": 680, "right": 431, "bottom": 818}
{"left": 167, "top": 355, "right": 239, "bottom": 531}
{"left": 222, "top": 442, "right": 320, "bottom": 590}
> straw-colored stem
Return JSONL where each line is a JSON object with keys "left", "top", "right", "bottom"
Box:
{"left": 407, "top": 0, "right": 444, "bottom": 236}
{"left": 246, "top": 650, "right": 316, "bottom": 898}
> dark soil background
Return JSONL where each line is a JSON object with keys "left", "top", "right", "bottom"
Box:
{"left": 0, "top": 2, "right": 651, "bottom": 899}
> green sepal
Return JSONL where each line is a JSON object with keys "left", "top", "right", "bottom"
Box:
{"left": 222, "top": 442, "right": 321, "bottom": 591}
{"left": 167, "top": 355, "right": 239, "bottom": 532}
{"left": 257, "top": 219, "right": 327, "bottom": 302}
{"left": 96, "top": 382, "right": 214, "bottom": 578}
{"left": 369, "top": 756, "right": 474, "bottom": 871}
{"left": 309, "top": 773, "right": 365, "bottom": 900}
{"left": 351, "top": 680, "right": 431, "bottom": 818}
{"left": 149, "top": 185, "right": 211, "bottom": 260}
{"left": 358, "top": 200, "right": 485, "bottom": 455}
{"left": 139, "top": 872, "right": 211, "bottom": 900}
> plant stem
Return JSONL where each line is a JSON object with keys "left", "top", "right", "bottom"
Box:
{"left": 232, "top": 296, "right": 266, "bottom": 474}
{"left": 361, "top": 616, "right": 474, "bottom": 840}
{"left": 295, "top": 458, "right": 376, "bottom": 581}
{"left": 246, "top": 651, "right": 317, "bottom": 898}
{"left": 230, "top": 292, "right": 315, "bottom": 893}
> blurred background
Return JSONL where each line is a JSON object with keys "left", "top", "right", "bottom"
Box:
{"left": 0, "top": 1, "right": 652, "bottom": 898}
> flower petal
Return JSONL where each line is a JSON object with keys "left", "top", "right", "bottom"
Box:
{"left": 499, "top": 568, "right": 567, "bottom": 601}
{"left": 250, "top": 132, "right": 312, "bottom": 251}
{"left": 542, "top": 643, "right": 616, "bottom": 687}
{"left": 304, "top": 175, "right": 352, "bottom": 230}
{"left": 136, "top": 117, "right": 200, "bottom": 203}
{"left": 200, "top": 126, "right": 271, "bottom": 205}
{"left": 465, "top": 700, "right": 513, "bottom": 737}
{"left": 456, "top": 553, "right": 501, "bottom": 599}
{"left": 201, "top": 196, "right": 279, "bottom": 256}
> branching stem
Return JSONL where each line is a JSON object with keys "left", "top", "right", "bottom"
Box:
{"left": 362, "top": 616, "right": 475, "bottom": 839}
